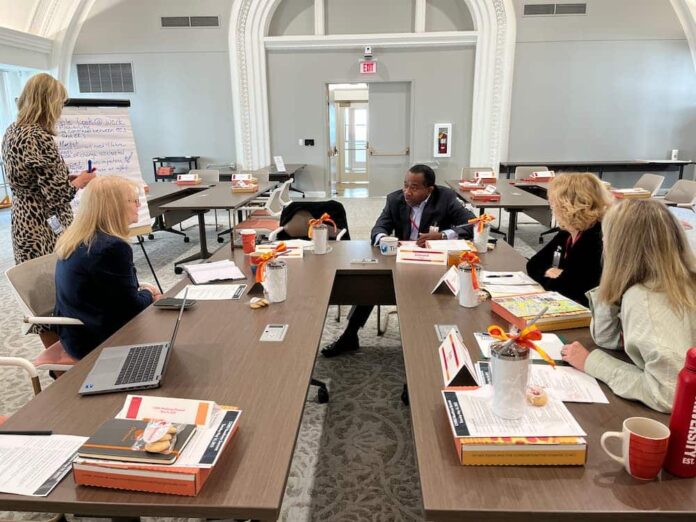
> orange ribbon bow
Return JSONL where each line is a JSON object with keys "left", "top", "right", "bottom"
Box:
{"left": 459, "top": 251, "right": 481, "bottom": 290}
{"left": 255, "top": 242, "right": 288, "bottom": 283}
{"left": 308, "top": 213, "right": 337, "bottom": 238}
{"left": 486, "top": 324, "right": 556, "bottom": 367}
{"left": 468, "top": 214, "right": 496, "bottom": 233}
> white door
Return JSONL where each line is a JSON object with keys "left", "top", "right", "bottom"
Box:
{"left": 367, "top": 82, "right": 411, "bottom": 197}
{"left": 328, "top": 100, "right": 338, "bottom": 195}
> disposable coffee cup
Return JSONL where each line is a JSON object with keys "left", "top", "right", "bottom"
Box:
{"left": 240, "top": 229, "right": 256, "bottom": 254}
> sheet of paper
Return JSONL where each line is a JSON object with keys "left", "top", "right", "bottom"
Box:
{"left": 396, "top": 245, "right": 447, "bottom": 265}
{"left": 183, "top": 260, "right": 245, "bottom": 284}
{"left": 442, "top": 387, "right": 586, "bottom": 438}
{"left": 176, "top": 408, "right": 242, "bottom": 468}
{"left": 116, "top": 395, "right": 217, "bottom": 426}
{"left": 480, "top": 271, "right": 538, "bottom": 286}
{"left": 424, "top": 240, "right": 472, "bottom": 252}
{"left": 0, "top": 435, "right": 87, "bottom": 496}
{"left": 482, "top": 284, "right": 544, "bottom": 298}
{"left": 475, "top": 361, "right": 608, "bottom": 404}
{"left": 474, "top": 331, "right": 564, "bottom": 361}
{"left": 176, "top": 284, "right": 246, "bottom": 300}
{"left": 256, "top": 244, "right": 304, "bottom": 259}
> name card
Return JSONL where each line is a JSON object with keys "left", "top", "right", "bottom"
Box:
{"left": 432, "top": 265, "right": 460, "bottom": 295}
{"left": 396, "top": 244, "right": 447, "bottom": 266}
{"left": 438, "top": 328, "right": 479, "bottom": 387}
{"left": 177, "top": 173, "right": 199, "bottom": 182}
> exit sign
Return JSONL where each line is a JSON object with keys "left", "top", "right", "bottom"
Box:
{"left": 360, "top": 60, "right": 377, "bottom": 74}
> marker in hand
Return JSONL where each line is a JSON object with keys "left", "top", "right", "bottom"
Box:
{"left": 87, "top": 160, "right": 94, "bottom": 173}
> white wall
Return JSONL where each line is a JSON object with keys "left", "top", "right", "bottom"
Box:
{"left": 425, "top": 0, "right": 474, "bottom": 31}
{"left": 326, "top": 0, "right": 415, "bottom": 34}
{"left": 267, "top": 46, "right": 475, "bottom": 194}
{"left": 268, "top": 0, "right": 314, "bottom": 36}
{"left": 509, "top": 0, "right": 696, "bottom": 183}
{"left": 0, "top": 0, "right": 41, "bottom": 33}
{"left": 69, "top": 0, "right": 235, "bottom": 182}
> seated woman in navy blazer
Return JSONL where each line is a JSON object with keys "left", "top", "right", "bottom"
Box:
{"left": 54, "top": 176, "right": 161, "bottom": 359}
{"left": 526, "top": 172, "right": 612, "bottom": 306}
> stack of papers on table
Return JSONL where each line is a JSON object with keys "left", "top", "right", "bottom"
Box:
{"left": 479, "top": 271, "right": 543, "bottom": 298}
{"left": 183, "top": 260, "right": 245, "bottom": 284}
{"left": 0, "top": 434, "right": 87, "bottom": 496}
{"left": 424, "top": 239, "right": 473, "bottom": 252}
{"left": 176, "top": 284, "right": 247, "bottom": 300}
{"left": 73, "top": 395, "right": 242, "bottom": 496}
{"left": 442, "top": 386, "right": 587, "bottom": 466}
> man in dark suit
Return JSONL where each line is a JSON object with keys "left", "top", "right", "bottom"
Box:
{"left": 322, "top": 164, "right": 476, "bottom": 357}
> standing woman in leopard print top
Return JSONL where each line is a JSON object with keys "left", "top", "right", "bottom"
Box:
{"left": 1, "top": 73, "right": 95, "bottom": 265}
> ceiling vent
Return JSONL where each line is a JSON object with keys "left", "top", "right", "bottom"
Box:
{"left": 76, "top": 63, "right": 134, "bottom": 93}
{"left": 160, "top": 16, "right": 220, "bottom": 28}
{"left": 523, "top": 3, "right": 587, "bottom": 16}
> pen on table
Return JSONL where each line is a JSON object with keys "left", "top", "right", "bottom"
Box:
{"left": 483, "top": 275, "right": 514, "bottom": 279}
{"left": 0, "top": 430, "right": 53, "bottom": 436}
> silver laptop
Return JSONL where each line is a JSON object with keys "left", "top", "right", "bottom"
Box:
{"left": 78, "top": 291, "right": 188, "bottom": 396}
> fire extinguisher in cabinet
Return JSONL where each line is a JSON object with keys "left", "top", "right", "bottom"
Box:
{"left": 438, "top": 131, "right": 448, "bottom": 154}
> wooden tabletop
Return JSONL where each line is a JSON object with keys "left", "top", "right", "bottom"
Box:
{"left": 500, "top": 160, "right": 693, "bottom": 167}
{"left": 446, "top": 180, "right": 549, "bottom": 210}
{"left": 159, "top": 182, "right": 276, "bottom": 211}
{"left": 145, "top": 182, "right": 210, "bottom": 205}
{"left": 2, "top": 241, "right": 695, "bottom": 519}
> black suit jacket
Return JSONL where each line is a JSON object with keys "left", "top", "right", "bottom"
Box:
{"left": 54, "top": 232, "right": 153, "bottom": 359}
{"left": 370, "top": 185, "right": 475, "bottom": 244}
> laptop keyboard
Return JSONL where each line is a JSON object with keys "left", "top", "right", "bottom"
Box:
{"left": 115, "top": 344, "right": 164, "bottom": 385}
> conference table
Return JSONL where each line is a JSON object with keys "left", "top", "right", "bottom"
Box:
{"left": 446, "top": 179, "right": 551, "bottom": 246}
{"left": 500, "top": 160, "right": 694, "bottom": 180}
{"left": 1, "top": 241, "right": 695, "bottom": 520}
{"left": 160, "top": 181, "right": 276, "bottom": 270}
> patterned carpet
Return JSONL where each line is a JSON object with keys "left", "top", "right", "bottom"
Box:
{"left": 0, "top": 197, "right": 545, "bottom": 522}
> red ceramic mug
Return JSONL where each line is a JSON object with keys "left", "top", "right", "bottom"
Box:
{"left": 601, "top": 417, "right": 670, "bottom": 480}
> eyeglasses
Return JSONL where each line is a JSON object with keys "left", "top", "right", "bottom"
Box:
{"left": 128, "top": 198, "right": 141, "bottom": 206}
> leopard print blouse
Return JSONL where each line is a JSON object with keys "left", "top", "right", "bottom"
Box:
{"left": 2, "top": 123, "right": 77, "bottom": 264}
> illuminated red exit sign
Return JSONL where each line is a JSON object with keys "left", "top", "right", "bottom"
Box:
{"left": 360, "top": 60, "right": 377, "bottom": 74}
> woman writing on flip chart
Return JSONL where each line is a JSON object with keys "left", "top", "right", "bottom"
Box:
{"left": 562, "top": 199, "right": 696, "bottom": 412}
{"left": 526, "top": 173, "right": 611, "bottom": 306}
{"left": 54, "top": 176, "right": 161, "bottom": 359}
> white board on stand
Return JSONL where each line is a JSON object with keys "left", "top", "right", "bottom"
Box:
{"left": 56, "top": 106, "right": 151, "bottom": 230}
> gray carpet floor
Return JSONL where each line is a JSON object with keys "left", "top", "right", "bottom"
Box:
{"left": 0, "top": 197, "right": 546, "bottom": 521}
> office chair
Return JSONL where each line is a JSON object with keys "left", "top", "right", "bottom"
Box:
{"left": 188, "top": 169, "right": 222, "bottom": 231}
{"left": 5, "top": 254, "right": 81, "bottom": 377}
{"left": 221, "top": 186, "right": 286, "bottom": 243}
{"left": 634, "top": 173, "right": 665, "bottom": 196}
{"left": 265, "top": 200, "right": 352, "bottom": 404}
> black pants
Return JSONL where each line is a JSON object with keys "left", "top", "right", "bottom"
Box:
{"left": 345, "top": 305, "right": 373, "bottom": 334}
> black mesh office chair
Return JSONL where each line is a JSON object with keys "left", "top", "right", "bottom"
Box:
{"left": 267, "top": 200, "right": 351, "bottom": 404}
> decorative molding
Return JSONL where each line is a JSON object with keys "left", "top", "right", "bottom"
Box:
{"left": 229, "top": 0, "right": 516, "bottom": 173}
{"left": 314, "top": 0, "right": 325, "bottom": 36}
{"left": 415, "top": 0, "right": 427, "bottom": 33}
{"left": 264, "top": 31, "right": 477, "bottom": 50}
{"left": 672, "top": 0, "right": 696, "bottom": 72}
{"left": 0, "top": 26, "right": 53, "bottom": 54}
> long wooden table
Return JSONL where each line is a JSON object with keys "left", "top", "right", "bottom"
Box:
{"left": 500, "top": 160, "right": 694, "bottom": 180}
{"left": 446, "top": 180, "right": 551, "bottom": 246}
{"left": 2, "top": 242, "right": 695, "bottom": 520}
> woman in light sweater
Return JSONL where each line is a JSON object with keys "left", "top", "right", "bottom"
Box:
{"left": 561, "top": 199, "right": 696, "bottom": 413}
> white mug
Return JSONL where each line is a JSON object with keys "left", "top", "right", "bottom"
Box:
{"left": 379, "top": 236, "right": 398, "bottom": 256}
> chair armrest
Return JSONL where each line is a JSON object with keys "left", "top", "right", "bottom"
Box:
{"left": 268, "top": 226, "right": 284, "bottom": 242}
{"left": 0, "top": 356, "right": 39, "bottom": 379}
{"left": 24, "top": 317, "right": 84, "bottom": 326}
{"left": 677, "top": 203, "right": 695, "bottom": 208}
{"left": 336, "top": 228, "right": 347, "bottom": 241}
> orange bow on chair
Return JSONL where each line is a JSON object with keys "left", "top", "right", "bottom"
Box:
{"left": 468, "top": 214, "right": 496, "bottom": 233}
{"left": 487, "top": 324, "right": 556, "bottom": 367}
{"left": 255, "top": 242, "right": 288, "bottom": 283}
{"left": 307, "top": 213, "right": 337, "bottom": 238}
{"left": 459, "top": 252, "right": 481, "bottom": 290}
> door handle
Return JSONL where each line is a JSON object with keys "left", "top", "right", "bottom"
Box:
{"left": 328, "top": 146, "right": 338, "bottom": 158}
{"left": 368, "top": 146, "right": 410, "bottom": 157}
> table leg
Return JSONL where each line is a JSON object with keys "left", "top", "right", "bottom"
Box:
{"left": 680, "top": 165, "right": 684, "bottom": 180}
{"left": 136, "top": 236, "right": 163, "bottom": 293}
{"left": 173, "top": 211, "right": 212, "bottom": 271}
{"left": 507, "top": 210, "right": 517, "bottom": 246}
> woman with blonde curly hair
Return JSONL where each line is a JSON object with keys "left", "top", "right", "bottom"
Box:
{"left": 526, "top": 172, "right": 612, "bottom": 306}
{"left": 562, "top": 199, "right": 696, "bottom": 412}
{"left": 2, "top": 73, "right": 95, "bottom": 265}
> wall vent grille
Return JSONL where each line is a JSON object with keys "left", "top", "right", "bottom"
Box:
{"left": 190, "top": 16, "right": 219, "bottom": 27}
{"left": 160, "top": 16, "right": 220, "bottom": 28}
{"left": 76, "top": 63, "right": 134, "bottom": 93}
{"left": 523, "top": 3, "right": 587, "bottom": 16}
{"left": 161, "top": 16, "right": 190, "bottom": 27}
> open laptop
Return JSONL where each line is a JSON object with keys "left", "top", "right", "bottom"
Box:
{"left": 78, "top": 290, "right": 188, "bottom": 396}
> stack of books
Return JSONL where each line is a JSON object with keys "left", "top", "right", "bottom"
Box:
{"left": 523, "top": 170, "right": 556, "bottom": 182}
{"left": 490, "top": 291, "right": 591, "bottom": 331}
{"left": 470, "top": 188, "right": 501, "bottom": 202}
{"left": 458, "top": 179, "right": 483, "bottom": 190}
{"left": 442, "top": 387, "right": 587, "bottom": 466}
{"left": 231, "top": 174, "right": 259, "bottom": 193}
{"left": 611, "top": 188, "right": 652, "bottom": 199}
{"left": 72, "top": 396, "right": 242, "bottom": 496}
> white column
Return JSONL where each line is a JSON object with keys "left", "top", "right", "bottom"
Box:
{"left": 314, "top": 0, "right": 325, "bottom": 36}
{"left": 415, "top": 0, "right": 426, "bottom": 33}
